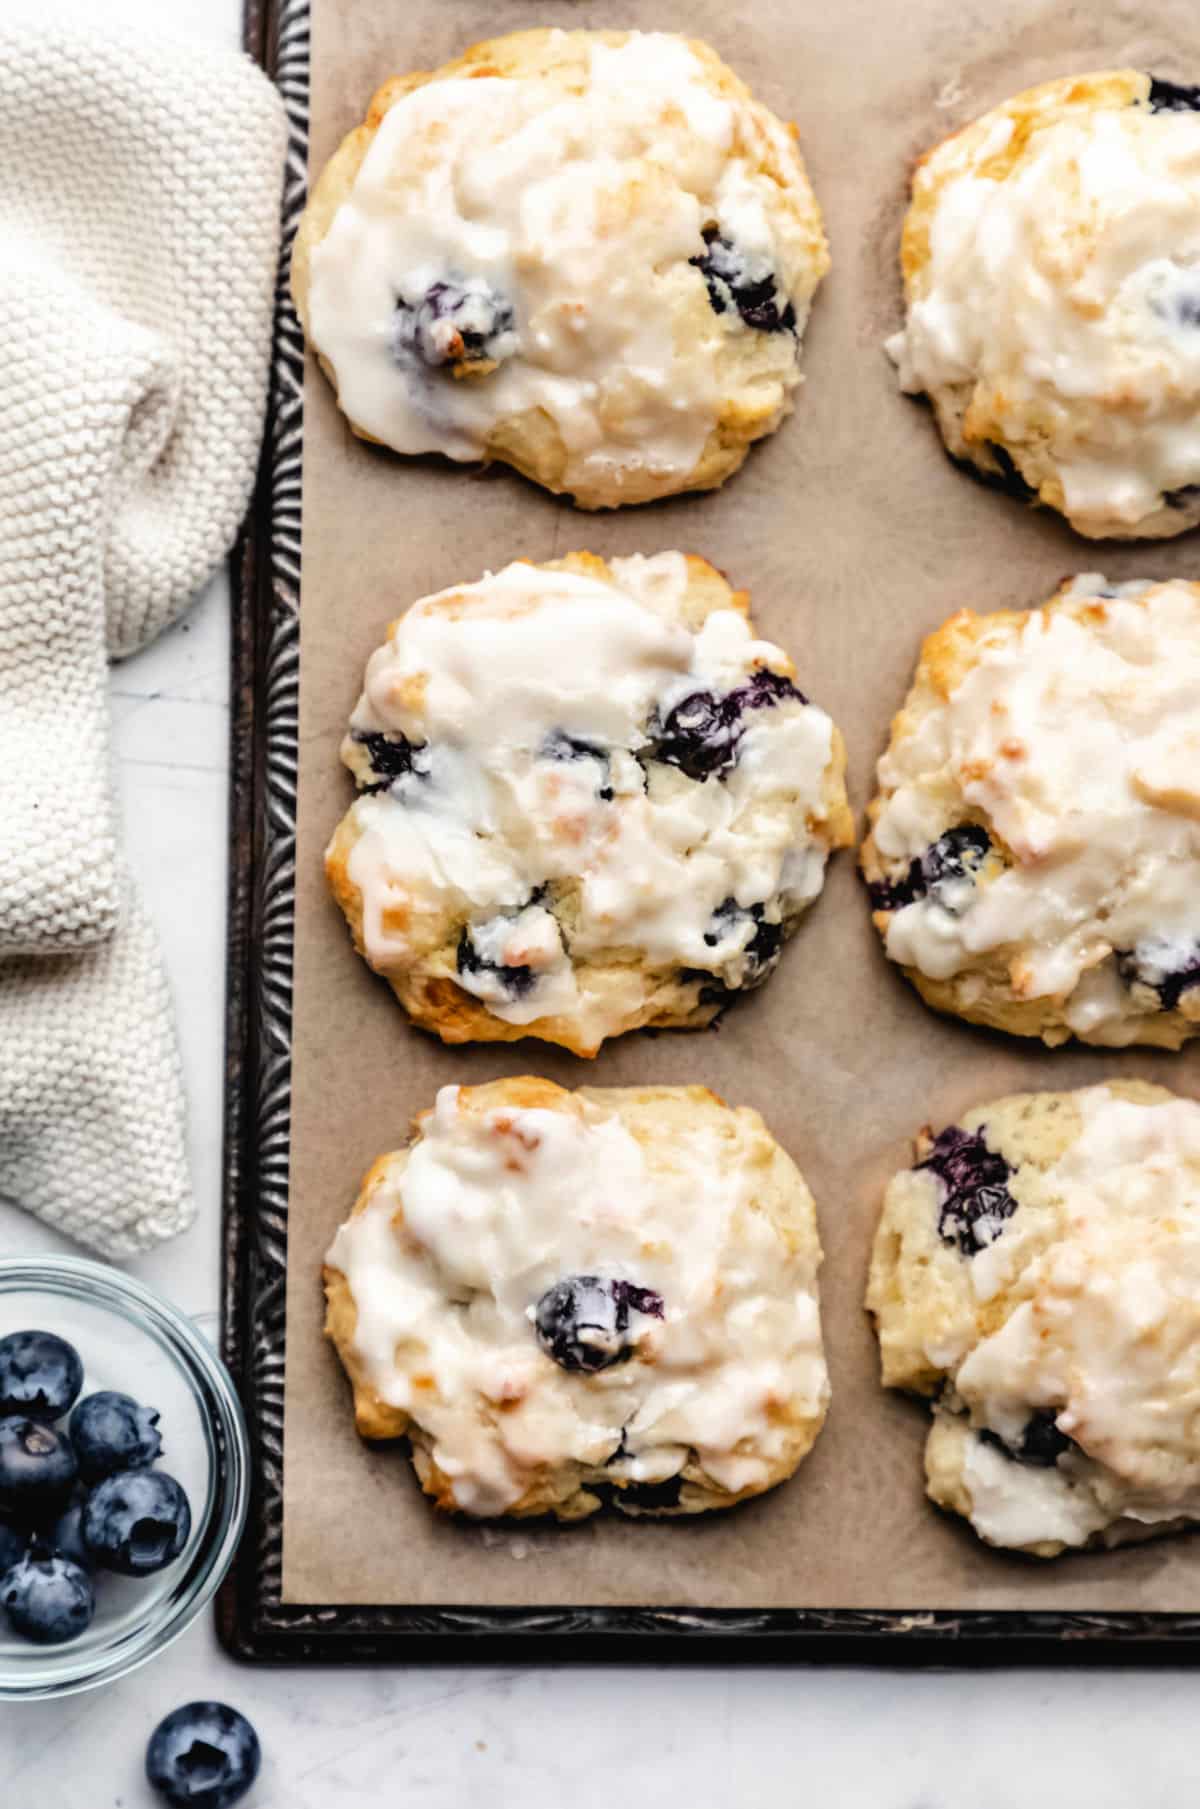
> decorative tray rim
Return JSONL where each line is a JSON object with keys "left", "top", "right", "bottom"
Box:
{"left": 217, "top": 0, "right": 1200, "bottom": 1661}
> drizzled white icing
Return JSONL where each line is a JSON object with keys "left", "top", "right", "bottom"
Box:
{"left": 889, "top": 81, "right": 1200, "bottom": 536}
{"left": 326, "top": 1085, "right": 828, "bottom": 1516}
{"left": 873, "top": 576, "right": 1200, "bottom": 1043}
{"left": 336, "top": 553, "right": 840, "bottom": 1052}
{"left": 305, "top": 31, "right": 825, "bottom": 504}
{"left": 947, "top": 1089, "right": 1200, "bottom": 1549}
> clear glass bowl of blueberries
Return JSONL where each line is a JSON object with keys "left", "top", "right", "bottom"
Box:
{"left": 0, "top": 1256, "right": 249, "bottom": 1700}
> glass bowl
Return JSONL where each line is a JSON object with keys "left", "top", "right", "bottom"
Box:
{"left": 0, "top": 1256, "right": 249, "bottom": 1699}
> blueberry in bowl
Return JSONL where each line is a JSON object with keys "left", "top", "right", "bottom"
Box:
{"left": 0, "top": 1256, "right": 248, "bottom": 1700}
{"left": 146, "top": 1701, "right": 262, "bottom": 1809}
{"left": 82, "top": 1470, "right": 191, "bottom": 1577}
{"left": 0, "top": 1519, "right": 28, "bottom": 1573}
{"left": 0, "top": 1416, "right": 78, "bottom": 1523}
{"left": 0, "top": 1329, "right": 83, "bottom": 1422}
{"left": 1, "top": 1549, "right": 94, "bottom": 1646}
{"left": 70, "top": 1389, "right": 162, "bottom": 1483}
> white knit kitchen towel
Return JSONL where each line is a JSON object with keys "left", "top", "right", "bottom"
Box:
{"left": 0, "top": 5, "right": 286, "bottom": 1253}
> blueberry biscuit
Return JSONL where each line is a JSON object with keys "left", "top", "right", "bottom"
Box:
{"left": 291, "top": 29, "right": 828, "bottom": 509}
{"left": 326, "top": 550, "right": 852, "bottom": 1057}
{"left": 324, "top": 1078, "right": 829, "bottom": 1520}
{"left": 861, "top": 575, "right": 1200, "bottom": 1050}
{"left": 869, "top": 1082, "right": 1200, "bottom": 1556}
{"left": 889, "top": 70, "right": 1200, "bottom": 539}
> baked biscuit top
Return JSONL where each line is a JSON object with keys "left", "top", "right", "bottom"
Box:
{"left": 870, "top": 1083, "right": 1200, "bottom": 1552}
{"left": 331, "top": 551, "right": 849, "bottom": 1055}
{"left": 325, "top": 1080, "right": 828, "bottom": 1519}
{"left": 296, "top": 29, "right": 827, "bottom": 507}
{"left": 864, "top": 575, "right": 1200, "bottom": 1047}
{"left": 889, "top": 71, "right": 1200, "bottom": 538}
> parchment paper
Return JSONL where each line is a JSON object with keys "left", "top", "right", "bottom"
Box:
{"left": 282, "top": 0, "right": 1200, "bottom": 1610}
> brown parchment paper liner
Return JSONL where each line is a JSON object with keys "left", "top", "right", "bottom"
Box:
{"left": 282, "top": 0, "right": 1200, "bottom": 1609}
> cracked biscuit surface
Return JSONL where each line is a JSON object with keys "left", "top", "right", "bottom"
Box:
{"left": 324, "top": 1078, "right": 829, "bottom": 1521}
{"left": 291, "top": 28, "right": 828, "bottom": 509}
{"left": 327, "top": 550, "right": 852, "bottom": 1058}
{"left": 869, "top": 1081, "right": 1200, "bottom": 1557}
{"left": 861, "top": 574, "right": 1200, "bottom": 1050}
{"left": 889, "top": 70, "right": 1200, "bottom": 539}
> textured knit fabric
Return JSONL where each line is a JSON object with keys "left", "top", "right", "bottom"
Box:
{"left": 0, "top": 4, "right": 286, "bottom": 1253}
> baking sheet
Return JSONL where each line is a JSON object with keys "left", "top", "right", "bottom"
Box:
{"left": 281, "top": 0, "right": 1200, "bottom": 1611}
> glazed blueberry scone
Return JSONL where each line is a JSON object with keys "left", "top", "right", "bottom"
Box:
{"left": 326, "top": 550, "right": 853, "bottom": 1058}
{"left": 869, "top": 1082, "right": 1200, "bottom": 1557}
{"left": 323, "top": 1078, "right": 829, "bottom": 1521}
{"left": 889, "top": 70, "right": 1200, "bottom": 539}
{"left": 291, "top": 28, "right": 828, "bottom": 509}
{"left": 861, "top": 574, "right": 1200, "bottom": 1049}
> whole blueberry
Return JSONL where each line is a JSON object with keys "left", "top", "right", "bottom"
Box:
{"left": 46, "top": 1494, "right": 92, "bottom": 1570}
{"left": 146, "top": 1702, "right": 261, "bottom": 1809}
{"left": 70, "top": 1390, "right": 162, "bottom": 1483}
{"left": 0, "top": 1416, "right": 79, "bottom": 1523}
{"left": 82, "top": 1468, "right": 191, "bottom": 1576}
{"left": 0, "top": 1519, "right": 28, "bottom": 1573}
{"left": 1, "top": 1549, "right": 94, "bottom": 1645}
{"left": 534, "top": 1276, "right": 664, "bottom": 1373}
{"left": 0, "top": 1330, "right": 84, "bottom": 1422}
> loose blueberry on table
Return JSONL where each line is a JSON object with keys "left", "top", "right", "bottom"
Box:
{"left": 535, "top": 1275, "right": 664, "bottom": 1373}
{"left": 0, "top": 1328, "right": 84, "bottom": 1421}
{"left": 146, "top": 1702, "right": 262, "bottom": 1809}
{"left": 0, "top": 1328, "right": 190, "bottom": 1649}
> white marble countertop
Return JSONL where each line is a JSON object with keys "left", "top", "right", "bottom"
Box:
{"left": 4, "top": 1, "right": 1199, "bottom": 1801}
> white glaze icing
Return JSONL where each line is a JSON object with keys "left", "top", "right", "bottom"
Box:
{"left": 873, "top": 577, "right": 1200, "bottom": 1042}
{"left": 326, "top": 1085, "right": 828, "bottom": 1516}
{"left": 337, "top": 553, "right": 839, "bottom": 1049}
{"left": 305, "top": 32, "right": 824, "bottom": 502}
{"left": 889, "top": 84, "right": 1200, "bottom": 536}
{"left": 943, "top": 1089, "right": 1200, "bottom": 1548}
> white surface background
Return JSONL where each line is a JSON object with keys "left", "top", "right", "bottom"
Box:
{"left": 2, "top": 1, "right": 1198, "bottom": 1801}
